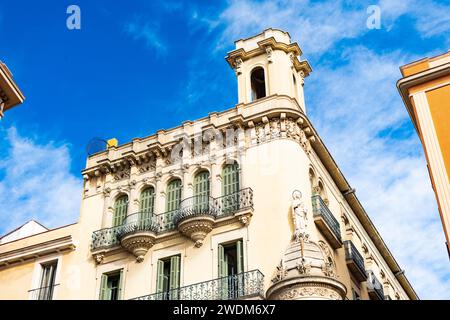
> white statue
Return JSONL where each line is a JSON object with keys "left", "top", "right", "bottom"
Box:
{"left": 292, "top": 190, "right": 308, "bottom": 241}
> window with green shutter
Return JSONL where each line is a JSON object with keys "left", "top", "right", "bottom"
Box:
{"left": 222, "top": 163, "right": 240, "bottom": 196}
{"left": 139, "top": 187, "right": 155, "bottom": 225}
{"left": 112, "top": 195, "right": 128, "bottom": 227}
{"left": 218, "top": 240, "right": 244, "bottom": 299}
{"left": 222, "top": 163, "right": 240, "bottom": 213}
{"left": 193, "top": 171, "right": 210, "bottom": 210}
{"left": 166, "top": 179, "right": 182, "bottom": 212}
{"left": 156, "top": 255, "right": 181, "bottom": 300}
{"left": 99, "top": 270, "right": 124, "bottom": 300}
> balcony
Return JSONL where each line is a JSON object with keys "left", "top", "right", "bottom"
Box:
{"left": 344, "top": 240, "right": 367, "bottom": 282}
{"left": 133, "top": 270, "right": 264, "bottom": 300}
{"left": 91, "top": 188, "right": 253, "bottom": 256}
{"left": 116, "top": 213, "right": 159, "bottom": 262}
{"left": 367, "top": 270, "right": 384, "bottom": 300}
{"left": 174, "top": 195, "right": 218, "bottom": 247}
{"left": 311, "top": 195, "right": 342, "bottom": 249}
{"left": 28, "top": 284, "right": 59, "bottom": 300}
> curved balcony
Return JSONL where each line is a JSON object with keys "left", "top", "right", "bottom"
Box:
{"left": 174, "top": 195, "right": 219, "bottom": 247}
{"left": 117, "top": 212, "right": 159, "bottom": 262}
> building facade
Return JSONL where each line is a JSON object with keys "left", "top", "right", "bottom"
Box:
{"left": 0, "top": 61, "right": 24, "bottom": 119}
{"left": 398, "top": 51, "right": 450, "bottom": 258}
{"left": 0, "top": 29, "right": 418, "bottom": 300}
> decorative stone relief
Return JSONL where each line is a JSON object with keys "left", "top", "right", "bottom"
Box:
{"left": 138, "top": 162, "right": 155, "bottom": 174}
{"left": 233, "top": 58, "right": 243, "bottom": 75}
{"left": 276, "top": 287, "right": 341, "bottom": 300}
{"left": 266, "top": 46, "right": 273, "bottom": 63}
{"left": 113, "top": 168, "right": 130, "bottom": 181}
{"left": 94, "top": 253, "right": 105, "bottom": 264}
{"left": 103, "top": 187, "right": 111, "bottom": 197}
{"left": 288, "top": 52, "right": 295, "bottom": 68}
{"left": 318, "top": 241, "right": 337, "bottom": 279}
{"left": 251, "top": 116, "right": 313, "bottom": 155}
{"left": 297, "top": 258, "right": 312, "bottom": 275}
{"left": 271, "top": 260, "right": 288, "bottom": 283}
{"left": 238, "top": 214, "right": 251, "bottom": 226}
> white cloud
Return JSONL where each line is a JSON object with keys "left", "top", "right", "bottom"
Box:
{"left": 124, "top": 19, "right": 167, "bottom": 54}
{"left": 379, "top": 0, "right": 450, "bottom": 37}
{"left": 214, "top": 0, "right": 367, "bottom": 54}
{"left": 0, "top": 127, "right": 82, "bottom": 234}
{"left": 211, "top": 0, "right": 450, "bottom": 55}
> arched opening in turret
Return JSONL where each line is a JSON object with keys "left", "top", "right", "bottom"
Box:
{"left": 250, "top": 67, "right": 266, "bottom": 101}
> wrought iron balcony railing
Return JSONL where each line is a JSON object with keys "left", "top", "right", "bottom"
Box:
{"left": 311, "top": 195, "right": 342, "bottom": 248}
{"left": 214, "top": 188, "right": 254, "bottom": 217}
{"left": 133, "top": 269, "right": 264, "bottom": 300}
{"left": 116, "top": 212, "right": 159, "bottom": 240}
{"left": 367, "top": 270, "right": 384, "bottom": 300}
{"left": 28, "top": 284, "right": 59, "bottom": 300}
{"left": 91, "top": 188, "right": 253, "bottom": 251}
{"left": 344, "top": 240, "right": 367, "bottom": 282}
{"left": 174, "top": 195, "right": 219, "bottom": 224}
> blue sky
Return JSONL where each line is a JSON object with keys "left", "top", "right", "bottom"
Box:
{"left": 1, "top": 0, "right": 449, "bottom": 298}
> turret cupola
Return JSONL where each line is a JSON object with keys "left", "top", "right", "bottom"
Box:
{"left": 226, "top": 28, "right": 312, "bottom": 112}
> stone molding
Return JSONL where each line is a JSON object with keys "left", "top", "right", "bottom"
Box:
{"left": 266, "top": 275, "right": 347, "bottom": 300}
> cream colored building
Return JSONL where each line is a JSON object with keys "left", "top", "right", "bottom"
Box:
{"left": 0, "top": 29, "right": 418, "bottom": 300}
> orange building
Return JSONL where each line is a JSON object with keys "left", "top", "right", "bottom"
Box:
{"left": 398, "top": 51, "right": 450, "bottom": 258}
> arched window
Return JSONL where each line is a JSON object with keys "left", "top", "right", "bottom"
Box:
{"left": 310, "top": 168, "right": 329, "bottom": 205}
{"left": 166, "top": 179, "right": 182, "bottom": 212}
{"left": 139, "top": 186, "right": 155, "bottom": 223}
{"left": 194, "top": 171, "right": 210, "bottom": 210}
{"left": 222, "top": 162, "right": 240, "bottom": 213}
{"left": 250, "top": 67, "right": 266, "bottom": 101}
{"left": 309, "top": 168, "right": 317, "bottom": 196}
{"left": 113, "top": 195, "right": 128, "bottom": 227}
{"left": 222, "top": 162, "right": 240, "bottom": 196}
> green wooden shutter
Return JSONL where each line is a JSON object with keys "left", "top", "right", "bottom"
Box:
{"left": 166, "top": 179, "right": 182, "bottom": 212}
{"left": 218, "top": 244, "right": 229, "bottom": 299}
{"left": 222, "top": 163, "right": 240, "bottom": 196}
{"left": 237, "top": 240, "right": 244, "bottom": 274}
{"left": 99, "top": 274, "right": 108, "bottom": 300}
{"left": 113, "top": 195, "right": 128, "bottom": 227}
{"left": 139, "top": 187, "right": 155, "bottom": 224}
{"left": 222, "top": 163, "right": 240, "bottom": 213}
{"left": 218, "top": 244, "right": 227, "bottom": 277}
{"left": 169, "top": 256, "right": 180, "bottom": 290}
{"left": 156, "top": 260, "right": 165, "bottom": 294}
{"left": 194, "top": 171, "right": 210, "bottom": 210}
{"left": 118, "top": 269, "right": 124, "bottom": 300}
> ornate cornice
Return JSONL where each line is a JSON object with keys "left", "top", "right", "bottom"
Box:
{"left": 0, "top": 235, "right": 75, "bottom": 269}
{"left": 225, "top": 37, "right": 312, "bottom": 76}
